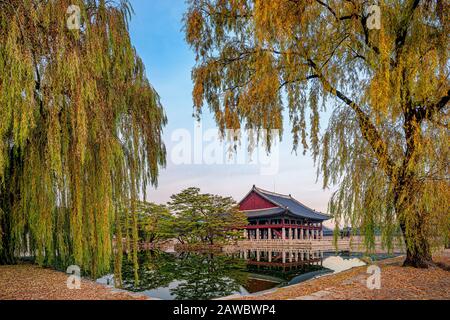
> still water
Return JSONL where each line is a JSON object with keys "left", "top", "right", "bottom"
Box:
{"left": 97, "top": 249, "right": 397, "bottom": 300}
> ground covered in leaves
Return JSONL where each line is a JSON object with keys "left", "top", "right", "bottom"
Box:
{"left": 0, "top": 264, "right": 148, "bottom": 300}
{"left": 242, "top": 250, "right": 450, "bottom": 300}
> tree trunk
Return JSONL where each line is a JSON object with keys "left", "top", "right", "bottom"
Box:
{"left": 394, "top": 167, "right": 433, "bottom": 268}
{"left": 0, "top": 215, "right": 16, "bottom": 265}
{"left": 400, "top": 221, "right": 433, "bottom": 268}
{"left": 403, "top": 242, "right": 434, "bottom": 268}
{"left": 0, "top": 243, "right": 16, "bottom": 265}
{"left": 0, "top": 194, "right": 16, "bottom": 265}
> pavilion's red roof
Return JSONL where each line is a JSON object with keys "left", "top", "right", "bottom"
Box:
{"left": 239, "top": 186, "right": 330, "bottom": 222}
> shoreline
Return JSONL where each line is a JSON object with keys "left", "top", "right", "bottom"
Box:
{"left": 1, "top": 250, "right": 448, "bottom": 300}
{"left": 236, "top": 250, "right": 450, "bottom": 300}
{"left": 217, "top": 254, "right": 405, "bottom": 300}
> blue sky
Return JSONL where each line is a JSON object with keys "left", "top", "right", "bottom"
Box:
{"left": 128, "top": 0, "right": 335, "bottom": 217}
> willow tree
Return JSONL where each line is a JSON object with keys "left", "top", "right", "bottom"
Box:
{"left": 184, "top": 0, "right": 449, "bottom": 267}
{"left": 0, "top": 0, "right": 166, "bottom": 277}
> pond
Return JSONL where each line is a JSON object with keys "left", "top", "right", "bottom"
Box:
{"left": 97, "top": 248, "right": 399, "bottom": 300}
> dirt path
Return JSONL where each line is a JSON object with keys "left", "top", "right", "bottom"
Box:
{"left": 0, "top": 264, "right": 148, "bottom": 300}
{"left": 240, "top": 250, "right": 450, "bottom": 300}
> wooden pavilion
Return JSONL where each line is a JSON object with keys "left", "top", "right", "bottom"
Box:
{"left": 239, "top": 186, "right": 330, "bottom": 241}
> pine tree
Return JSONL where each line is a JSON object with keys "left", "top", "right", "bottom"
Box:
{"left": 168, "top": 188, "right": 247, "bottom": 245}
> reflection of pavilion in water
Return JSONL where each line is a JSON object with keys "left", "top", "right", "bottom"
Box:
{"left": 239, "top": 249, "right": 324, "bottom": 268}
{"left": 229, "top": 249, "right": 328, "bottom": 293}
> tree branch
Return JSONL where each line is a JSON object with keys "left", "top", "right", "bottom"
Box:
{"left": 308, "top": 58, "right": 394, "bottom": 178}
{"left": 415, "top": 89, "right": 450, "bottom": 121}
{"left": 279, "top": 75, "right": 319, "bottom": 90}
{"left": 315, "top": 0, "right": 338, "bottom": 19}
{"left": 392, "top": 0, "right": 421, "bottom": 67}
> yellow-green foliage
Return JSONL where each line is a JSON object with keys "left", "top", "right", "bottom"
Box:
{"left": 0, "top": 0, "right": 166, "bottom": 277}
{"left": 185, "top": 0, "right": 449, "bottom": 264}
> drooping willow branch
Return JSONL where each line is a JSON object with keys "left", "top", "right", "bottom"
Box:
{"left": 0, "top": 0, "right": 166, "bottom": 278}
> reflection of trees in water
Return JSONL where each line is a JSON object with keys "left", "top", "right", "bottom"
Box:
{"left": 171, "top": 252, "right": 248, "bottom": 300}
{"left": 121, "top": 251, "right": 248, "bottom": 300}
{"left": 121, "top": 250, "right": 178, "bottom": 292}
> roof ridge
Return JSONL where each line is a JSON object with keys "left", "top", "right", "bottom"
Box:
{"left": 256, "top": 186, "right": 326, "bottom": 213}
{"left": 252, "top": 187, "right": 287, "bottom": 209}
{"left": 242, "top": 207, "right": 281, "bottom": 212}
{"left": 254, "top": 186, "right": 291, "bottom": 198}
{"left": 288, "top": 195, "right": 330, "bottom": 217}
